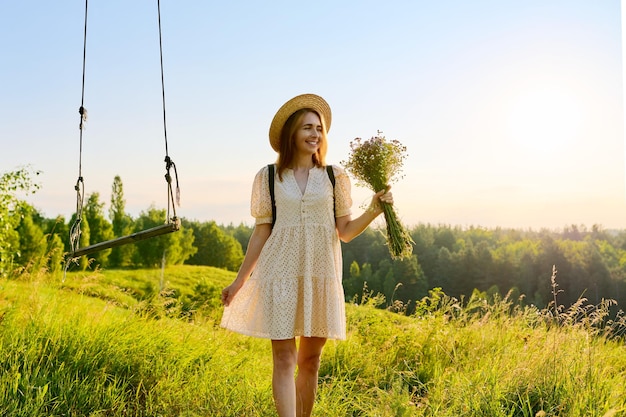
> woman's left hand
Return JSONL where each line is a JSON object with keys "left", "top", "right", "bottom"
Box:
{"left": 369, "top": 186, "right": 393, "bottom": 215}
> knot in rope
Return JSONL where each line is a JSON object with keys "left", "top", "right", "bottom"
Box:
{"left": 164, "top": 155, "right": 180, "bottom": 220}
{"left": 79, "top": 106, "right": 88, "bottom": 130}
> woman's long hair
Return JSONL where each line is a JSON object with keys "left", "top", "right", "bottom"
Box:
{"left": 275, "top": 108, "right": 328, "bottom": 181}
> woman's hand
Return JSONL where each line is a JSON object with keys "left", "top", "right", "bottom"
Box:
{"left": 221, "top": 280, "right": 243, "bottom": 307}
{"left": 368, "top": 186, "right": 393, "bottom": 215}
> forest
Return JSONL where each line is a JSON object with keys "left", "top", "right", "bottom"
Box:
{"left": 3, "top": 167, "right": 626, "bottom": 314}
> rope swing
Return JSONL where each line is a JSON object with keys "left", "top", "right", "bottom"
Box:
{"left": 66, "top": 0, "right": 180, "bottom": 264}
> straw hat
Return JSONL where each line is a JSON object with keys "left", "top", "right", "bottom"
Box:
{"left": 268, "top": 93, "right": 332, "bottom": 152}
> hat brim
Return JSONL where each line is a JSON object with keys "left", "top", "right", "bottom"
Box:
{"left": 268, "top": 94, "right": 332, "bottom": 152}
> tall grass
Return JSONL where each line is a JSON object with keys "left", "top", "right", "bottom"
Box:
{"left": 0, "top": 265, "right": 625, "bottom": 416}
{"left": 1, "top": 267, "right": 275, "bottom": 416}
{"left": 318, "top": 285, "right": 626, "bottom": 417}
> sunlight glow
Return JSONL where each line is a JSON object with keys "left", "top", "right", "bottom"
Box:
{"left": 506, "top": 87, "right": 583, "bottom": 153}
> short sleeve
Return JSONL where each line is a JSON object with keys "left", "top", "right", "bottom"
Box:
{"left": 251, "top": 166, "right": 273, "bottom": 225}
{"left": 331, "top": 165, "right": 352, "bottom": 218}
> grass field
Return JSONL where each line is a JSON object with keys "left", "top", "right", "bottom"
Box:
{"left": 1, "top": 265, "right": 625, "bottom": 416}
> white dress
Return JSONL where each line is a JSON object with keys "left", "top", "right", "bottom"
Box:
{"left": 220, "top": 165, "right": 352, "bottom": 340}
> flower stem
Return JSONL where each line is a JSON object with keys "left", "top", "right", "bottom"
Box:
{"left": 380, "top": 202, "right": 413, "bottom": 260}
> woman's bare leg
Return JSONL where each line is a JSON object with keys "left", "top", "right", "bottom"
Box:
{"left": 295, "top": 337, "right": 327, "bottom": 417}
{"left": 271, "top": 338, "right": 297, "bottom": 417}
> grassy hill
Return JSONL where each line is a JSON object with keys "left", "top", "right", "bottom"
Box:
{"left": 1, "top": 265, "right": 625, "bottom": 416}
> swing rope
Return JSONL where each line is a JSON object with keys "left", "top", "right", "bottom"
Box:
{"left": 65, "top": 0, "right": 180, "bottom": 267}
{"left": 157, "top": 0, "right": 180, "bottom": 222}
{"left": 68, "top": 0, "right": 89, "bottom": 257}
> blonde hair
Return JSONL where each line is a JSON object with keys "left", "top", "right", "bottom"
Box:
{"left": 275, "top": 109, "right": 328, "bottom": 180}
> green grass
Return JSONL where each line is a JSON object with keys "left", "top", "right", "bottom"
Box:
{"left": 1, "top": 266, "right": 625, "bottom": 416}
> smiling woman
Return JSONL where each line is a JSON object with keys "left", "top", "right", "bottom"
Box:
{"left": 506, "top": 85, "right": 584, "bottom": 153}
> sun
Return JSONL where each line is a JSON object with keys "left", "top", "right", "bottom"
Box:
{"left": 506, "top": 87, "right": 583, "bottom": 153}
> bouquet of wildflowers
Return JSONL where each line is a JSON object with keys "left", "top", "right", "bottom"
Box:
{"left": 342, "top": 132, "right": 414, "bottom": 260}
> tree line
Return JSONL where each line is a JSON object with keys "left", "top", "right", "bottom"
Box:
{"left": 3, "top": 168, "right": 626, "bottom": 312}
{"left": 342, "top": 223, "right": 626, "bottom": 313}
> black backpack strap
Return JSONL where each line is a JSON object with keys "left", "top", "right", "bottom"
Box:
{"left": 268, "top": 164, "right": 276, "bottom": 228}
{"left": 326, "top": 165, "right": 335, "bottom": 187}
{"left": 326, "top": 165, "right": 336, "bottom": 220}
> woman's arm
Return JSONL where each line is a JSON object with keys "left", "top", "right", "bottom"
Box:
{"left": 335, "top": 187, "right": 393, "bottom": 243}
{"left": 221, "top": 223, "right": 272, "bottom": 306}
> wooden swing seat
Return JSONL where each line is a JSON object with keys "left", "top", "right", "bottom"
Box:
{"left": 68, "top": 218, "right": 180, "bottom": 259}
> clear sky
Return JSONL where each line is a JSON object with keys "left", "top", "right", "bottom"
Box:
{"left": 1, "top": 0, "right": 624, "bottom": 230}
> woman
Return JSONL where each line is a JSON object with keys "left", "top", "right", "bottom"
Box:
{"left": 220, "top": 94, "right": 393, "bottom": 417}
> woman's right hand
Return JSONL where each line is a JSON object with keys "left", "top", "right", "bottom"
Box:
{"left": 221, "top": 281, "right": 242, "bottom": 306}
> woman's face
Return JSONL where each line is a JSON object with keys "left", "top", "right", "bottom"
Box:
{"left": 293, "top": 111, "right": 323, "bottom": 156}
